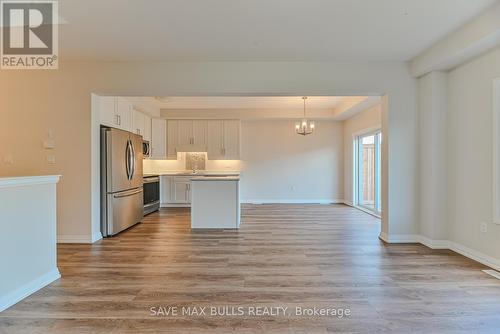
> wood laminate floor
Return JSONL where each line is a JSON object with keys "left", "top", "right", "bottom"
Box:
{"left": 1, "top": 204, "right": 500, "bottom": 333}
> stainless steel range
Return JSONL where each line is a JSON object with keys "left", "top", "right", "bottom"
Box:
{"left": 143, "top": 175, "right": 160, "bottom": 216}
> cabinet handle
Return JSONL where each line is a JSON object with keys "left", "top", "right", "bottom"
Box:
{"left": 117, "top": 115, "right": 121, "bottom": 126}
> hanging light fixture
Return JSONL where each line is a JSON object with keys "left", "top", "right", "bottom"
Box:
{"left": 295, "top": 96, "right": 315, "bottom": 136}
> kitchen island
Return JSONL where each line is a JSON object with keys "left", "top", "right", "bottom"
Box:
{"left": 190, "top": 176, "right": 240, "bottom": 229}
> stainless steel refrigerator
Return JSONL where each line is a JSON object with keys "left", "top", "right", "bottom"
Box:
{"left": 101, "top": 127, "right": 144, "bottom": 237}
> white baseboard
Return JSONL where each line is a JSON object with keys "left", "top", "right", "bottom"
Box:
{"left": 242, "top": 199, "right": 344, "bottom": 205}
{"left": 91, "top": 231, "right": 103, "bottom": 243}
{"left": 379, "top": 232, "right": 419, "bottom": 243}
{"left": 0, "top": 268, "right": 60, "bottom": 312}
{"left": 381, "top": 233, "right": 500, "bottom": 272}
{"left": 449, "top": 241, "right": 500, "bottom": 272}
{"left": 160, "top": 203, "right": 191, "bottom": 208}
{"left": 417, "top": 235, "right": 450, "bottom": 249}
{"left": 58, "top": 234, "right": 93, "bottom": 244}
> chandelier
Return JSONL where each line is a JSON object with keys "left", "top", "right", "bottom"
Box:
{"left": 295, "top": 97, "right": 315, "bottom": 136}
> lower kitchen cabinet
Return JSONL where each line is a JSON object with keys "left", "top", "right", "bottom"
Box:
{"left": 173, "top": 178, "right": 191, "bottom": 204}
{"left": 159, "top": 176, "right": 173, "bottom": 205}
{"left": 160, "top": 176, "right": 192, "bottom": 206}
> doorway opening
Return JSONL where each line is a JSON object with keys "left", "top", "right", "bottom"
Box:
{"left": 354, "top": 130, "right": 382, "bottom": 217}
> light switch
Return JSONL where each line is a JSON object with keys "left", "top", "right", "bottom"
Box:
{"left": 44, "top": 139, "right": 56, "bottom": 149}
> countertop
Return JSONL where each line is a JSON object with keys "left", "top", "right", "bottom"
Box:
{"left": 190, "top": 176, "right": 240, "bottom": 181}
{"left": 0, "top": 175, "right": 61, "bottom": 188}
{"left": 151, "top": 171, "right": 240, "bottom": 177}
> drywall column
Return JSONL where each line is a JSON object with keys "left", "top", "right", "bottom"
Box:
{"left": 0, "top": 175, "right": 61, "bottom": 311}
{"left": 417, "top": 71, "right": 449, "bottom": 244}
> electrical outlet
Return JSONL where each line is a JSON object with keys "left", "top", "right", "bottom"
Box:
{"left": 290, "top": 185, "right": 296, "bottom": 191}
{"left": 480, "top": 222, "right": 488, "bottom": 233}
{"left": 47, "top": 155, "right": 56, "bottom": 164}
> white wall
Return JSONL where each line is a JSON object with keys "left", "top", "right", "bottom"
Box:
{"left": 447, "top": 47, "right": 500, "bottom": 262}
{"left": 0, "top": 60, "right": 416, "bottom": 241}
{"left": 342, "top": 104, "right": 382, "bottom": 205}
{"left": 240, "top": 120, "right": 343, "bottom": 203}
{"left": 417, "top": 72, "right": 448, "bottom": 241}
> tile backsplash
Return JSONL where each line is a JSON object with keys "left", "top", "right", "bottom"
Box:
{"left": 185, "top": 152, "right": 206, "bottom": 171}
{"left": 143, "top": 153, "right": 242, "bottom": 174}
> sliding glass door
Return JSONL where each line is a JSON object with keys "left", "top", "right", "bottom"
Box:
{"left": 355, "top": 131, "right": 382, "bottom": 215}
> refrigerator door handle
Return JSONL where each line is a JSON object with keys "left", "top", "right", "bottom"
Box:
{"left": 113, "top": 188, "right": 143, "bottom": 198}
{"left": 130, "top": 139, "right": 136, "bottom": 179}
{"left": 125, "top": 140, "right": 130, "bottom": 180}
{"left": 126, "top": 140, "right": 133, "bottom": 180}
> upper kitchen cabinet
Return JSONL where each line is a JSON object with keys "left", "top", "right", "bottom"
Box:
{"left": 132, "top": 108, "right": 152, "bottom": 142}
{"left": 143, "top": 114, "right": 152, "bottom": 142}
{"left": 115, "top": 98, "right": 132, "bottom": 131}
{"left": 177, "top": 120, "right": 193, "bottom": 147}
{"left": 167, "top": 120, "right": 209, "bottom": 156}
{"left": 167, "top": 119, "right": 240, "bottom": 160}
{"left": 223, "top": 120, "right": 240, "bottom": 160}
{"left": 167, "top": 120, "right": 179, "bottom": 159}
{"left": 192, "top": 120, "right": 208, "bottom": 148}
{"left": 151, "top": 118, "right": 166, "bottom": 159}
{"left": 99, "top": 97, "right": 132, "bottom": 132}
{"left": 132, "top": 108, "right": 146, "bottom": 137}
{"left": 207, "top": 120, "right": 224, "bottom": 159}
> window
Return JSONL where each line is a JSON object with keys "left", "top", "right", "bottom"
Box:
{"left": 493, "top": 78, "right": 500, "bottom": 224}
{"left": 354, "top": 131, "right": 382, "bottom": 216}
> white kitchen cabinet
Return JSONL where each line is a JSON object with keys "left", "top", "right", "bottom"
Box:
{"left": 115, "top": 98, "right": 132, "bottom": 131}
{"left": 132, "top": 109, "right": 145, "bottom": 137}
{"left": 167, "top": 120, "right": 179, "bottom": 159}
{"left": 207, "top": 120, "right": 224, "bottom": 159}
{"left": 193, "top": 120, "right": 208, "bottom": 148}
{"left": 160, "top": 175, "right": 173, "bottom": 205}
{"left": 98, "top": 97, "right": 116, "bottom": 127}
{"left": 143, "top": 114, "right": 152, "bottom": 142}
{"left": 223, "top": 120, "right": 240, "bottom": 159}
{"left": 151, "top": 118, "right": 166, "bottom": 159}
{"left": 173, "top": 177, "right": 191, "bottom": 204}
{"left": 178, "top": 120, "right": 193, "bottom": 147}
{"left": 98, "top": 97, "right": 132, "bottom": 131}
{"left": 166, "top": 119, "right": 240, "bottom": 159}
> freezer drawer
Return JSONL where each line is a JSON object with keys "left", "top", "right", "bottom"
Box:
{"left": 103, "top": 187, "right": 143, "bottom": 237}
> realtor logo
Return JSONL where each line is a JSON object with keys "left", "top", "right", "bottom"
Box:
{"left": 1, "top": 0, "right": 58, "bottom": 69}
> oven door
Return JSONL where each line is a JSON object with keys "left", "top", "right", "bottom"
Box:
{"left": 143, "top": 176, "right": 160, "bottom": 215}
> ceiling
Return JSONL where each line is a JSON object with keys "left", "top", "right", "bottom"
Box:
{"left": 153, "top": 96, "right": 346, "bottom": 109}
{"left": 58, "top": 0, "right": 497, "bottom": 62}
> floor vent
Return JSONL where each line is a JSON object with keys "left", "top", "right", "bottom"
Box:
{"left": 482, "top": 269, "right": 500, "bottom": 280}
